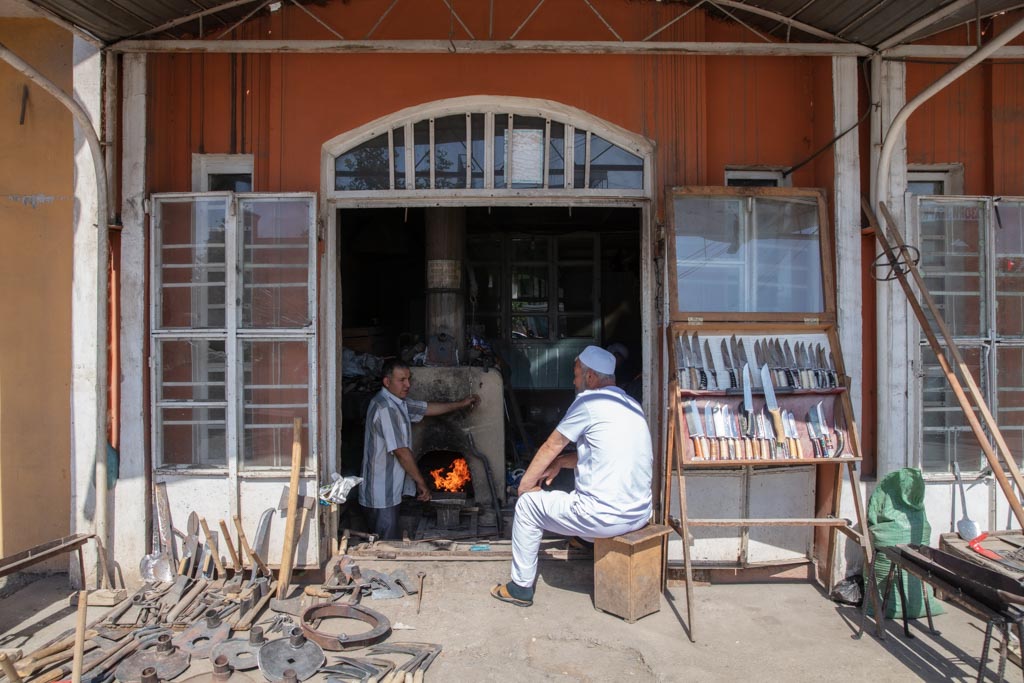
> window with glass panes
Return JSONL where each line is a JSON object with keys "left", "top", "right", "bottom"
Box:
{"left": 916, "top": 198, "right": 1024, "bottom": 473}
{"left": 151, "top": 194, "right": 317, "bottom": 470}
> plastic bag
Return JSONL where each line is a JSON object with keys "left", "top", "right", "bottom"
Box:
{"left": 319, "top": 473, "right": 363, "bottom": 504}
{"left": 830, "top": 575, "right": 864, "bottom": 606}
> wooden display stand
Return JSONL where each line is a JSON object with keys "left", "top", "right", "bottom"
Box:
{"left": 662, "top": 322, "right": 877, "bottom": 641}
{"left": 594, "top": 524, "right": 671, "bottom": 623}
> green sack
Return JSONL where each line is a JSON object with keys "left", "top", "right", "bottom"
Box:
{"left": 866, "top": 467, "right": 944, "bottom": 618}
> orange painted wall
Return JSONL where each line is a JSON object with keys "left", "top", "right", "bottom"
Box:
{"left": 146, "top": 3, "right": 837, "bottom": 205}
{"left": 0, "top": 18, "right": 73, "bottom": 562}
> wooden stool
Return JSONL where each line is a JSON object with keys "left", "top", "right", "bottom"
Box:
{"left": 594, "top": 523, "right": 671, "bottom": 623}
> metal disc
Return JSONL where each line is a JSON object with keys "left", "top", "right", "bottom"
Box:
{"left": 211, "top": 630, "right": 266, "bottom": 672}
{"left": 115, "top": 639, "right": 190, "bottom": 682}
{"left": 257, "top": 630, "right": 324, "bottom": 682}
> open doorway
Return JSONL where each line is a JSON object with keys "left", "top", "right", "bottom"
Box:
{"left": 336, "top": 205, "right": 642, "bottom": 535}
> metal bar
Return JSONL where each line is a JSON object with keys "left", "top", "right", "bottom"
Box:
{"left": 710, "top": 0, "right": 843, "bottom": 42}
{"left": 705, "top": 0, "right": 770, "bottom": 43}
{"left": 580, "top": 0, "right": 622, "bottom": 41}
{"left": 132, "top": 0, "right": 262, "bottom": 38}
{"left": 885, "top": 44, "right": 1024, "bottom": 59}
{"left": 111, "top": 39, "right": 873, "bottom": 56}
{"left": 688, "top": 518, "right": 852, "bottom": 526}
{"left": 216, "top": 0, "right": 274, "bottom": 40}
{"left": 643, "top": 0, "right": 706, "bottom": 42}
{"left": 288, "top": 0, "right": 344, "bottom": 40}
{"left": 440, "top": 0, "right": 475, "bottom": 40}
{"left": 877, "top": 0, "right": 976, "bottom": 49}
{"left": 364, "top": 0, "right": 400, "bottom": 40}
{"left": 510, "top": 0, "right": 546, "bottom": 40}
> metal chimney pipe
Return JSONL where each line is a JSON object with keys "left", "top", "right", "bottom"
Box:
{"left": 425, "top": 207, "right": 466, "bottom": 364}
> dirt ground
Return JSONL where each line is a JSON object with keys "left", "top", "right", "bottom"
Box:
{"left": 0, "top": 558, "right": 1010, "bottom": 682}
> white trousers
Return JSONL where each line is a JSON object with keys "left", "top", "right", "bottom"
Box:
{"left": 510, "top": 490, "right": 646, "bottom": 587}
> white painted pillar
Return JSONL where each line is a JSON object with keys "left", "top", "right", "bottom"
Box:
{"left": 871, "top": 55, "right": 912, "bottom": 478}
{"left": 832, "top": 56, "right": 862, "bottom": 427}
{"left": 70, "top": 37, "right": 105, "bottom": 586}
{"left": 116, "top": 53, "right": 149, "bottom": 585}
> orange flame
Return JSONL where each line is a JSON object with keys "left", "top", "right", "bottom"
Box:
{"left": 430, "top": 457, "right": 472, "bottom": 492}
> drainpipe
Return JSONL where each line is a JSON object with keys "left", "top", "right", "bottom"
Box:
{"left": 873, "top": 14, "right": 1024, "bottom": 208}
{"left": 0, "top": 40, "right": 111, "bottom": 579}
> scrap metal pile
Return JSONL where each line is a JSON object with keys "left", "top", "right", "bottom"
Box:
{"left": 0, "top": 521, "right": 439, "bottom": 683}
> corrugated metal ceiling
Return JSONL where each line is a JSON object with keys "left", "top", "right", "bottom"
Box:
{"left": 14, "top": 0, "right": 1024, "bottom": 47}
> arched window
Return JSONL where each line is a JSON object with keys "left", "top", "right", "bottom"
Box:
{"left": 322, "top": 97, "right": 652, "bottom": 198}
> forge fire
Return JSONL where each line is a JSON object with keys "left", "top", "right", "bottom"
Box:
{"left": 431, "top": 457, "right": 472, "bottom": 493}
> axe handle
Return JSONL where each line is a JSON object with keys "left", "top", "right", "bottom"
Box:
{"left": 277, "top": 418, "right": 304, "bottom": 601}
{"left": 199, "top": 518, "right": 227, "bottom": 577}
{"left": 233, "top": 515, "right": 270, "bottom": 576}
{"left": 219, "top": 519, "right": 242, "bottom": 571}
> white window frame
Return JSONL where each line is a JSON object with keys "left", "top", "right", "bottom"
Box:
{"left": 907, "top": 163, "right": 964, "bottom": 196}
{"left": 150, "top": 191, "right": 318, "bottom": 475}
{"left": 724, "top": 166, "right": 792, "bottom": 187}
{"left": 191, "top": 154, "right": 255, "bottom": 192}
{"left": 321, "top": 96, "right": 652, "bottom": 202}
{"left": 910, "top": 194, "right": 1024, "bottom": 479}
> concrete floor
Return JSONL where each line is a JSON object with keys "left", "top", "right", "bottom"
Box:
{"left": 0, "top": 560, "right": 1010, "bottom": 682}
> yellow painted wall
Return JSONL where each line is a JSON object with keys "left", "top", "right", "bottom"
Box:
{"left": 0, "top": 18, "right": 72, "bottom": 561}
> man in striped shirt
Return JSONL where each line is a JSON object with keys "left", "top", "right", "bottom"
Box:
{"left": 359, "top": 359, "right": 480, "bottom": 539}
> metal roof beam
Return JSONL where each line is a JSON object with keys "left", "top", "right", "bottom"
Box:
{"left": 877, "top": 0, "right": 975, "bottom": 49}
{"left": 132, "top": 0, "right": 264, "bottom": 38}
{"left": 709, "top": 0, "right": 847, "bottom": 42}
{"left": 884, "top": 43, "right": 1024, "bottom": 58}
{"left": 108, "top": 38, "right": 873, "bottom": 56}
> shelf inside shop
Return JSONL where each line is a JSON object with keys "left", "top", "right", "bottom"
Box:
{"left": 677, "top": 387, "right": 846, "bottom": 398}
{"left": 680, "top": 456, "right": 860, "bottom": 469}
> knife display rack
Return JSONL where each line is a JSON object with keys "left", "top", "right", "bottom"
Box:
{"left": 662, "top": 321, "right": 877, "bottom": 642}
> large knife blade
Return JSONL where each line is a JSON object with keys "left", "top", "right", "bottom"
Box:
{"left": 704, "top": 403, "right": 720, "bottom": 460}
{"left": 676, "top": 335, "right": 695, "bottom": 389}
{"left": 760, "top": 363, "right": 786, "bottom": 458}
{"left": 827, "top": 348, "right": 840, "bottom": 387}
{"left": 783, "top": 341, "right": 801, "bottom": 389}
{"left": 784, "top": 410, "right": 803, "bottom": 459}
{"left": 732, "top": 336, "right": 753, "bottom": 387}
{"left": 808, "top": 402, "right": 828, "bottom": 457}
{"left": 704, "top": 339, "right": 720, "bottom": 390}
{"left": 815, "top": 401, "right": 834, "bottom": 457}
{"left": 773, "top": 339, "right": 791, "bottom": 387}
{"left": 720, "top": 339, "right": 735, "bottom": 389}
{"left": 691, "top": 334, "right": 708, "bottom": 389}
{"left": 741, "top": 364, "right": 757, "bottom": 458}
{"left": 684, "top": 400, "right": 707, "bottom": 460}
{"left": 712, "top": 403, "right": 732, "bottom": 459}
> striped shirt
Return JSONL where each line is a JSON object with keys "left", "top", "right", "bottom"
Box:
{"left": 359, "top": 388, "right": 428, "bottom": 508}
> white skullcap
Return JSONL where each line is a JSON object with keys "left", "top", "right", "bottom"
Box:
{"left": 578, "top": 345, "right": 616, "bottom": 375}
{"left": 606, "top": 342, "right": 629, "bottom": 361}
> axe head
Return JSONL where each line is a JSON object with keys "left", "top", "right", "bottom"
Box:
{"left": 278, "top": 485, "right": 316, "bottom": 511}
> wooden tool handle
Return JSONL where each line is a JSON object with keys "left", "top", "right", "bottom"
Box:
{"left": 690, "top": 436, "right": 704, "bottom": 460}
{"left": 71, "top": 590, "right": 88, "bottom": 683}
{"left": 792, "top": 435, "right": 804, "bottom": 459}
{"left": 708, "top": 436, "right": 719, "bottom": 460}
{"left": 768, "top": 409, "right": 785, "bottom": 447}
{"left": 276, "top": 418, "right": 304, "bottom": 601}
{"left": 0, "top": 653, "right": 23, "bottom": 683}
{"left": 233, "top": 516, "right": 269, "bottom": 576}
{"left": 199, "top": 518, "right": 227, "bottom": 577}
{"left": 219, "top": 519, "right": 242, "bottom": 571}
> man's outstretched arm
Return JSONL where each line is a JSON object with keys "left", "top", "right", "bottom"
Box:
{"left": 424, "top": 394, "right": 480, "bottom": 416}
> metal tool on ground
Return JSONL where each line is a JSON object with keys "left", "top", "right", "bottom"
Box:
{"left": 174, "top": 610, "right": 232, "bottom": 659}
{"left": 257, "top": 628, "right": 324, "bottom": 682}
{"left": 953, "top": 461, "right": 982, "bottom": 541}
{"left": 179, "top": 654, "right": 257, "bottom": 683}
{"left": 210, "top": 626, "right": 265, "bottom": 672}
{"left": 300, "top": 601, "right": 391, "bottom": 651}
{"left": 234, "top": 580, "right": 277, "bottom": 631}
{"left": 114, "top": 634, "right": 190, "bottom": 682}
{"left": 321, "top": 656, "right": 395, "bottom": 683}
{"left": 140, "top": 483, "right": 175, "bottom": 582}
{"left": 233, "top": 516, "right": 270, "bottom": 580}
{"left": 277, "top": 418, "right": 305, "bottom": 601}
{"left": 416, "top": 571, "right": 426, "bottom": 615}
{"left": 361, "top": 569, "right": 404, "bottom": 600}
{"left": 968, "top": 533, "right": 1024, "bottom": 572}
{"left": 367, "top": 642, "right": 442, "bottom": 683}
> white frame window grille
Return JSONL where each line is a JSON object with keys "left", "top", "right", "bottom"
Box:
{"left": 192, "top": 154, "right": 255, "bottom": 192}
{"left": 724, "top": 166, "right": 791, "bottom": 188}
{"left": 912, "top": 195, "right": 1024, "bottom": 476}
{"left": 908, "top": 163, "right": 964, "bottom": 197}
{"left": 321, "top": 97, "right": 652, "bottom": 202}
{"left": 150, "top": 192, "right": 318, "bottom": 473}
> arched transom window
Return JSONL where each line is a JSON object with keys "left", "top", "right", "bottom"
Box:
{"left": 322, "top": 97, "right": 652, "bottom": 199}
